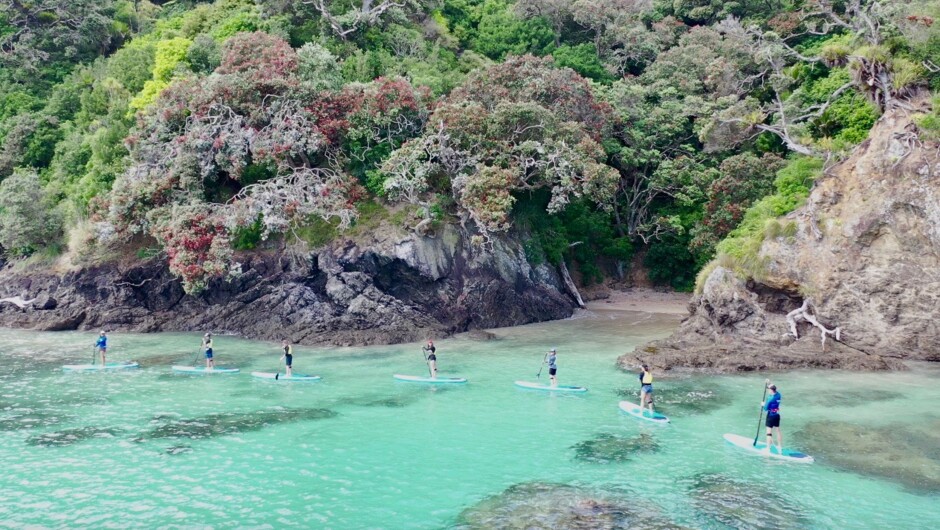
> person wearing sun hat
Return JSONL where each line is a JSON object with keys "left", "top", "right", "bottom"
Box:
{"left": 546, "top": 347, "right": 558, "bottom": 387}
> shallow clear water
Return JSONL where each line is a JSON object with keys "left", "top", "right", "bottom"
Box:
{"left": 1, "top": 308, "right": 938, "bottom": 528}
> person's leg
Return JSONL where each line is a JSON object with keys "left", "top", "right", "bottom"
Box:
{"left": 775, "top": 426, "right": 783, "bottom": 452}
{"left": 765, "top": 427, "right": 773, "bottom": 451}
{"left": 647, "top": 390, "right": 654, "bottom": 412}
{"left": 550, "top": 369, "right": 557, "bottom": 386}
{"left": 430, "top": 360, "right": 437, "bottom": 378}
{"left": 639, "top": 389, "right": 647, "bottom": 408}
{"left": 286, "top": 356, "right": 292, "bottom": 377}
{"left": 100, "top": 348, "right": 106, "bottom": 365}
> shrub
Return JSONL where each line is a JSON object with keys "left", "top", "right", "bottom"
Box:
{"left": 0, "top": 170, "right": 63, "bottom": 256}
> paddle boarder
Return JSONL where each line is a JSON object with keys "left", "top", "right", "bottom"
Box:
{"left": 202, "top": 333, "right": 215, "bottom": 370}
{"left": 638, "top": 364, "right": 654, "bottom": 414}
{"left": 95, "top": 331, "right": 108, "bottom": 365}
{"left": 279, "top": 339, "right": 293, "bottom": 377}
{"left": 547, "top": 348, "right": 558, "bottom": 387}
{"left": 423, "top": 339, "right": 437, "bottom": 379}
{"left": 762, "top": 382, "right": 783, "bottom": 454}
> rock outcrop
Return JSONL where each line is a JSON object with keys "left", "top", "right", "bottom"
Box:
{"left": 624, "top": 97, "right": 940, "bottom": 372}
{"left": 0, "top": 224, "right": 575, "bottom": 345}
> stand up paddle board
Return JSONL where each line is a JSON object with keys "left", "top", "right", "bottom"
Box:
{"left": 514, "top": 381, "right": 587, "bottom": 393}
{"left": 62, "top": 362, "right": 139, "bottom": 371}
{"left": 251, "top": 371, "right": 321, "bottom": 382}
{"left": 171, "top": 366, "right": 240, "bottom": 374}
{"left": 619, "top": 400, "right": 670, "bottom": 423}
{"left": 722, "top": 433, "right": 815, "bottom": 463}
{"left": 393, "top": 374, "right": 467, "bottom": 384}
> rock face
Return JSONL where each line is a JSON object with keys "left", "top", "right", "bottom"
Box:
{"left": 623, "top": 97, "right": 939, "bottom": 372}
{"left": 0, "top": 224, "right": 575, "bottom": 345}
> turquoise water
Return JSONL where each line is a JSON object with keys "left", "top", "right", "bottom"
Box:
{"left": 1, "top": 308, "right": 938, "bottom": 528}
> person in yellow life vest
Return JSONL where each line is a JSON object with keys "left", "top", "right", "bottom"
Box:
{"left": 638, "top": 364, "right": 654, "bottom": 414}
{"left": 279, "top": 339, "right": 294, "bottom": 377}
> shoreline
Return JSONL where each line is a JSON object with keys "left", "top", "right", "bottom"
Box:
{"left": 584, "top": 288, "right": 690, "bottom": 316}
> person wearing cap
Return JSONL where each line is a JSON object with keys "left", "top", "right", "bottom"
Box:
{"left": 422, "top": 339, "right": 437, "bottom": 379}
{"left": 546, "top": 348, "right": 558, "bottom": 386}
{"left": 95, "top": 331, "right": 108, "bottom": 365}
{"left": 202, "top": 333, "right": 215, "bottom": 370}
{"left": 762, "top": 382, "right": 783, "bottom": 453}
{"left": 638, "top": 363, "right": 654, "bottom": 414}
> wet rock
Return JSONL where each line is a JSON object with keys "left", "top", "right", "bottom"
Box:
{"left": 809, "top": 389, "right": 903, "bottom": 407}
{"left": 0, "top": 409, "right": 68, "bottom": 431}
{"left": 797, "top": 420, "right": 940, "bottom": 492}
{"left": 165, "top": 445, "right": 192, "bottom": 455}
{"left": 343, "top": 395, "right": 417, "bottom": 408}
{"left": 572, "top": 433, "right": 659, "bottom": 463}
{"left": 616, "top": 382, "right": 730, "bottom": 416}
{"left": 0, "top": 224, "right": 575, "bottom": 347}
{"left": 139, "top": 407, "right": 337, "bottom": 441}
{"left": 689, "top": 473, "right": 809, "bottom": 529}
{"left": 454, "top": 482, "right": 681, "bottom": 530}
{"left": 26, "top": 426, "right": 122, "bottom": 447}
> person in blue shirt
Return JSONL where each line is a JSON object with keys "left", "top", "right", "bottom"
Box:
{"left": 95, "top": 331, "right": 107, "bottom": 365}
{"left": 762, "top": 383, "right": 783, "bottom": 453}
{"left": 546, "top": 348, "right": 558, "bottom": 386}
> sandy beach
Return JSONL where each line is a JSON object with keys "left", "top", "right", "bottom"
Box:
{"left": 584, "top": 289, "right": 690, "bottom": 315}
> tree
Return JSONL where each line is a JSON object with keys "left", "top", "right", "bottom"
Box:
{"left": 0, "top": 169, "right": 62, "bottom": 255}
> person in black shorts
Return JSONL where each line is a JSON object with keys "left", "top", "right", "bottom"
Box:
{"left": 547, "top": 348, "right": 558, "bottom": 386}
{"left": 762, "top": 383, "right": 783, "bottom": 453}
{"left": 202, "top": 333, "right": 215, "bottom": 370}
{"left": 280, "top": 339, "right": 293, "bottom": 377}
{"left": 423, "top": 339, "right": 437, "bottom": 379}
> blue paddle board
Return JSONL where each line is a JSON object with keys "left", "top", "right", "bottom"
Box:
{"left": 723, "top": 433, "right": 815, "bottom": 463}
{"left": 393, "top": 374, "right": 467, "bottom": 384}
{"left": 251, "top": 371, "right": 321, "bottom": 382}
{"left": 172, "top": 365, "right": 240, "bottom": 374}
{"left": 62, "top": 362, "right": 139, "bottom": 371}
{"left": 514, "top": 380, "right": 587, "bottom": 393}
{"left": 619, "top": 400, "right": 670, "bottom": 423}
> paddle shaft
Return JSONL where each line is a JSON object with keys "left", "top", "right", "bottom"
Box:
{"left": 536, "top": 352, "right": 548, "bottom": 379}
{"left": 753, "top": 380, "right": 770, "bottom": 446}
{"left": 91, "top": 345, "right": 97, "bottom": 366}
{"left": 422, "top": 348, "right": 432, "bottom": 377}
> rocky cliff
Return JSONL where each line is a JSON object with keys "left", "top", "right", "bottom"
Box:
{"left": 624, "top": 97, "right": 940, "bottom": 373}
{"left": 0, "top": 224, "right": 576, "bottom": 345}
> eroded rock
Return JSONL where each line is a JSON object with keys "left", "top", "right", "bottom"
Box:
{"left": 571, "top": 433, "right": 659, "bottom": 463}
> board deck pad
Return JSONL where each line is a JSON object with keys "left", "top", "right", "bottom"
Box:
{"left": 619, "top": 400, "right": 670, "bottom": 423}
{"left": 514, "top": 380, "right": 587, "bottom": 392}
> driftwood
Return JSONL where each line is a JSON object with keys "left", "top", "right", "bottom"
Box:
{"left": 558, "top": 260, "right": 585, "bottom": 308}
{"left": 0, "top": 296, "right": 36, "bottom": 309}
{"left": 786, "top": 298, "right": 841, "bottom": 350}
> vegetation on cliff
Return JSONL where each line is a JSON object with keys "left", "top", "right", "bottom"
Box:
{"left": 1, "top": 0, "right": 937, "bottom": 293}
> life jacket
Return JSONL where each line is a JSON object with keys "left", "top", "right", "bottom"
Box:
{"left": 639, "top": 370, "right": 653, "bottom": 385}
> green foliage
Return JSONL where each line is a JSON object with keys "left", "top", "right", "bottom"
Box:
{"left": 913, "top": 95, "right": 940, "bottom": 142}
{"left": 552, "top": 44, "right": 614, "bottom": 83}
{"left": 644, "top": 234, "right": 696, "bottom": 291}
{"left": 472, "top": 0, "right": 555, "bottom": 60}
{"left": 709, "top": 156, "right": 823, "bottom": 286}
{"left": 0, "top": 170, "right": 62, "bottom": 256}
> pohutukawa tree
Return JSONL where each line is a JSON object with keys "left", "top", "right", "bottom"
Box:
{"left": 105, "top": 32, "right": 428, "bottom": 292}
{"left": 381, "top": 55, "right": 619, "bottom": 244}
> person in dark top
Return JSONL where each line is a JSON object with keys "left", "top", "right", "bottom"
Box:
{"left": 638, "top": 364, "right": 654, "bottom": 414}
{"left": 95, "top": 331, "right": 108, "bottom": 365}
{"left": 202, "top": 333, "right": 215, "bottom": 370}
{"left": 762, "top": 383, "right": 783, "bottom": 453}
{"left": 279, "top": 339, "right": 293, "bottom": 377}
{"left": 423, "top": 339, "right": 437, "bottom": 379}
{"left": 547, "top": 348, "right": 558, "bottom": 386}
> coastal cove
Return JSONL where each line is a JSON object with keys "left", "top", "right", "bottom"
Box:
{"left": 1, "top": 303, "right": 938, "bottom": 528}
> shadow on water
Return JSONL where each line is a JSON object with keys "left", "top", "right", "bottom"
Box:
{"left": 0, "top": 408, "right": 71, "bottom": 431}
{"left": 453, "top": 481, "right": 684, "bottom": 529}
{"left": 797, "top": 420, "right": 940, "bottom": 494}
{"left": 136, "top": 407, "right": 338, "bottom": 442}
{"left": 571, "top": 433, "right": 659, "bottom": 464}
{"left": 688, "top": 473, "right": 810, "bottom": 529}
{"left": 26, "top": 426, "right": 123, "bottom": 447}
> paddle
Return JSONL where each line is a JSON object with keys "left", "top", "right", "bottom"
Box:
{"left": 422, "top": 347, "right": 432, "bottom": 377}
{"left": 536, "top": 352, "right": 548, "bottom": 379}
{"left": 753, "top": 378, "right": 771, "bottom": 446}
{"left": 91, "top": 344, "right": 97, "bottom": 366}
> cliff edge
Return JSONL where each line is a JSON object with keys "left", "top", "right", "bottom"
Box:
{"left": 623, "top": 97, "right": 939, "bottom": 373}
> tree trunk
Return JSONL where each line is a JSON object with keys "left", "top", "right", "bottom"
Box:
{"left": 559, "top": 260, "right": 585, "bottom": 308}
